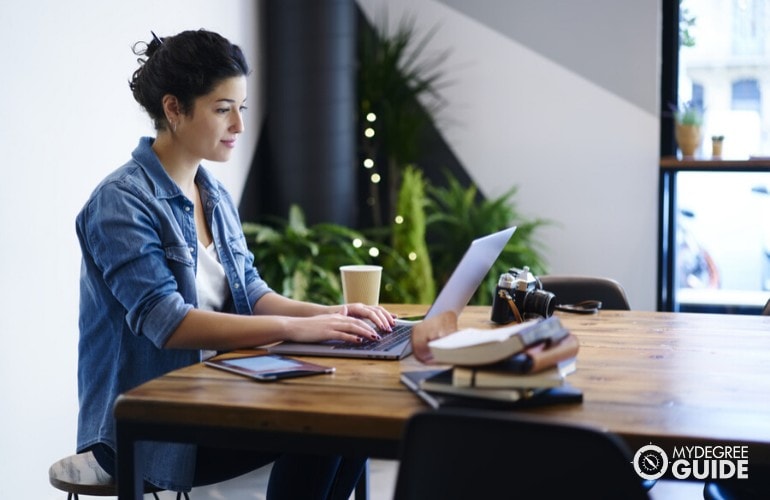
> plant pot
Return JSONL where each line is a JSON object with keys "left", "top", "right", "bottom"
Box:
{"left": 711, "top": 137, "right": 724, "bottom": 158}
{"left": 675, "top": 124, "right": 701, "bottom": 157}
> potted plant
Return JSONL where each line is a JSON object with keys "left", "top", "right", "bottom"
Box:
{"left": 242, "top": 205, "right": 410, "bottom": 305}
{"left": 673, "top": 101, "right": 703, "bottom": 157}
{"left": 711, "top": 135, "right": 724, "bottom": 157}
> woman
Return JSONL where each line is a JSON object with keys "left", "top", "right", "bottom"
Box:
{"left": 75, "top": 29, "right": 394, "bottom": 497}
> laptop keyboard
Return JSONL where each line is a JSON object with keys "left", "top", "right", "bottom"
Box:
{"left": 333, "top": 323, "right": 413, "bottom": 351}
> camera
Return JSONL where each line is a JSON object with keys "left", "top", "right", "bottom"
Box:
{"left": 490, "top": 266, "right": 556, "bottom": 324}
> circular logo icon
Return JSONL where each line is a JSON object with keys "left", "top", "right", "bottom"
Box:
{"left": 633, "top": 444, "right": 668, "bottom": 480}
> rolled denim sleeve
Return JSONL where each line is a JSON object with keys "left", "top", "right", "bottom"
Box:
{"left": 79, "top": 179, "right": 193, "bottom": 348}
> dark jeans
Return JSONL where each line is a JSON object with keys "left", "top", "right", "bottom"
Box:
{"left": 91, "top": 443, "right": 366, "bottom": 499}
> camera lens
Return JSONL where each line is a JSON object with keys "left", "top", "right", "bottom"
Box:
{"left": 523, "top": 289, "right": 556, "bottom": 318}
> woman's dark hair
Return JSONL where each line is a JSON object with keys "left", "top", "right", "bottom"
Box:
{"left": 129, "top": 29, "right": 250, "bottom": 130}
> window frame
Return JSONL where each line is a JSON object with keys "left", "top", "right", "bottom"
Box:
{"left": 661, "top": 0, "right": 680, "bottom": 157}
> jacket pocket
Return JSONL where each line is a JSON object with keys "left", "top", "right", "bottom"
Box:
{"left": 165, "top": 245, "right": 195, "bottom": 267}
{"left": 229, "top": 235, "right": 249, "bottom": 258}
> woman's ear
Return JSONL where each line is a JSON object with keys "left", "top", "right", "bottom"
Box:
{"left": 161, "top": 94, "right": 183, "bottom": 130}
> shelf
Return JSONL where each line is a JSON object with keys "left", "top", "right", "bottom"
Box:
{"left": 660, "top": 156, "right": 770, "bottom": 170}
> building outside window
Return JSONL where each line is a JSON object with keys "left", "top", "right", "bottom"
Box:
{"left": 670, "top": 0, "right": 770, "bottom": 313}
{"left": 679, "top": 0, "right": 769, "bottom": 158}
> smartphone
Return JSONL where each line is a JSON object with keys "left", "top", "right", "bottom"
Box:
{"left": 204, "top": 354, "right": 334, "bottom": 381}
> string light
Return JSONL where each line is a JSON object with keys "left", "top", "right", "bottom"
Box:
{"left": 394, "top": 215, "right": 404, "bottom": 224}
{"left": 408, "top": 252, "right": 417, "bottom": 261}
{"left": 366, "top": 112, "right": 377, "bottom": 122}
{"left": 364, "top": 127, "right": 375, "bottom": 138}
{"left": 363, "top": 158, "right": 374, "bottom": 169}
{"left": 369, "top": 247, "right": 380, "bottom": 257}
{"left": 352, "top": 238, "right": 363, "bottom": 248}
{"left": 370, "top": 173, "right": 381, "bottom": 184}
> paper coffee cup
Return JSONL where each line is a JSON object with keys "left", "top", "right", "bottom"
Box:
{"left": 340, "top": 265, "right": 382, "bottom": 305}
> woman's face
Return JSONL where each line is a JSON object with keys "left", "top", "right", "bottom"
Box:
{"left": 177, "top": 75, "right": 248, "bottom": 163}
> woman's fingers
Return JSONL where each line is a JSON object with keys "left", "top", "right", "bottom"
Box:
{"left": 343, "top": 303, "right": 395, "bottom": 332}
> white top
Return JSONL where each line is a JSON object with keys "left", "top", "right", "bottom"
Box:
{"left": 196, "top": 240, "right": 228, "bottom": 360}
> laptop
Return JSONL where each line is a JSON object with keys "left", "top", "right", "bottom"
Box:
{"left": 268, "top": 226, "right": 517, "bottom": 360}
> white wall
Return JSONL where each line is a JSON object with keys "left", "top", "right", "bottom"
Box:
{"left": 358, "top": 0, "right": 661, "bottom": 311}
{"left": 0, "top": 2, "right": 261, "bottom": 497}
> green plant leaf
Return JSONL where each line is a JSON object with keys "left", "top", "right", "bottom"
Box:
{"left": 425, "top": 171, "right": 550, "bottom": 305}
{"left": 243, "top": 205, "right": 404, "bottom": 305}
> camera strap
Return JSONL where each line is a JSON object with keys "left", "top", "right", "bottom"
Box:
{"left": 555, "top": 300, "right": 602, "bottom": 314}
{"left": 498, "top": 289, "right": 524, "bottom": 323}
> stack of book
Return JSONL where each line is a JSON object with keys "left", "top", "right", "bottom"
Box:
{"left": 401, "top": 316, "right": 582, "bottom": 409}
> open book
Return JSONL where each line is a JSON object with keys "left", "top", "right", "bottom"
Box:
{"left": 427, "top": 316, "right": 570, "bottom": 366}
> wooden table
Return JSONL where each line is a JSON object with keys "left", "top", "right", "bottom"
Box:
{"left": 115, "top": 306, "right": 770, "bottom": 498}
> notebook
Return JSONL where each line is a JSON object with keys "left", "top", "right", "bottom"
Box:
{"left": 268, "top": 226, "right": 516, "bottom": 360}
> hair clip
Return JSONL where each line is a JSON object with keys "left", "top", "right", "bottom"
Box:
{"left": 150, "top": 31, "right": 164, "bottom": 45}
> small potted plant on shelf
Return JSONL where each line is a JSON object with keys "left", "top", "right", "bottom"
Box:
{"left": 711, "top": 135, "right": 724, "bottom": 158}
{"left": 673, "top": 101, "right": 703, "bottom": 158}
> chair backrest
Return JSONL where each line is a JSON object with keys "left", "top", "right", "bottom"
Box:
{"left": 539, "top": 275, "right": 631, "bottom": 310}
{"left": 393, "top": 409, "right": 649, "bottom": 500}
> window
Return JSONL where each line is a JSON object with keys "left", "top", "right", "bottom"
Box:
{"left": 675, "top": 0, "right": 770, "bottom": 157}
{"left": 691, "top": 82, "right": 704, "bottom": 112}
{"left": 660, "top": 1, "right": 770, "bottom": 313}
{"left": 731, "top": 78, "right": 760, "bottom": 111}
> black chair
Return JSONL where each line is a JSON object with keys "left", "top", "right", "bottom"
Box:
{"left": 704, "top": 468, "right": 770, "bottom": 500}
{"left": 393, "top": 409, "right": 649, "bottom": 500}
{"left": 538, "top": 275, "right": 631, "bottom": 310}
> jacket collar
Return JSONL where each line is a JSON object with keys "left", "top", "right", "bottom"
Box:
{"left": 131, "top": 137, "right": 219, "bottom": 203}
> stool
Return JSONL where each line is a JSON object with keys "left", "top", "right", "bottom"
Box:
{"left": 49, "top": 451, "right": 188, "bottom": 499}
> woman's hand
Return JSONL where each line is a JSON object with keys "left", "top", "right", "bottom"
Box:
{"left": 336, "top": 303, "right": 396, "bottom": 332}
{"left": 283, "top": 304, "right": 396, "bottom": 345}
{"left": 250, "top": 294, "right": 397, "bottom": 345}
{"left": 283, "top": 310, "right": 376, "bottom": 344}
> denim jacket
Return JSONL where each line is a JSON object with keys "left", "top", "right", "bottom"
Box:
{"left": 75, "top": 137, "right": 271, "bottom": 491}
